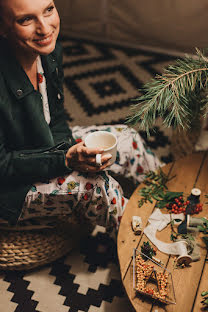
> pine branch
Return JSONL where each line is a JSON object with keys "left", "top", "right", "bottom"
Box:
{"left": 127, "top": 49, "right": 208, "bottom": 134}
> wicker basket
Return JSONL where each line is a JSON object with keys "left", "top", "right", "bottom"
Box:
{"left": 0, "top": 220, "right": 83, "bottom": 271}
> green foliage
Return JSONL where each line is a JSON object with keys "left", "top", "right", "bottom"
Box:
{"left": 155, "top": 191, "right": 183, "bottom": 209}
{"left": 141, "top": 241, "right": 156, "bottom": 260}
{"left": 127, "top": 48, "right": 208, "bottom": 134}
{"left": 138, "top": 169, "right": 169, "bottom": 207}
{"left": 197, "top": 218, "right": 208, "bottom": 234}
{"left": 138, "top": 169, "right": 180, "bottom": 208}
{"left": 197, "top": 218, "right": 208, "bottom": 253}
{"left": 201, "top": 291, "right": 208, "bottom": 309}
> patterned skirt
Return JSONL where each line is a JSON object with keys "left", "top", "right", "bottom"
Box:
{"left": 17, "top": 125, "right": 161, "bottom": 235}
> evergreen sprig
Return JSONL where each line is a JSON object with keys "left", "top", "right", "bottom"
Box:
{"left": 127, "top": 49, "right": 208, "bottom": 134}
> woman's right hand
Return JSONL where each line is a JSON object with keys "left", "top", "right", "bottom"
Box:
{"left": 65, "top": 142, "right": 112, "bottom": 173}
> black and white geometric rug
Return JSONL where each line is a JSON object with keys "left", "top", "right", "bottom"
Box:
{"left": 0, "top": 37, "right": 177, "bottom": 312}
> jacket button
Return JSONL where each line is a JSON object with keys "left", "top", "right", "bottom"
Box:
{"left": 16, "top": 89, "right": 23, "bottom": 96}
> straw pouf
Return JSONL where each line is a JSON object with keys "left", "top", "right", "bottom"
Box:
{"left": 0, "top": 220, "right": 81, "bottom": 271}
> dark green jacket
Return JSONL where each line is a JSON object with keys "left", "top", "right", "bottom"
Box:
{"left": 0, "top": 39, "right": 76, "bottom": 224}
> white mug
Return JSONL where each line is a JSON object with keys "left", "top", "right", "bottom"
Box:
{"left": 84, "top": 131, "right": 117, "bottom": 166}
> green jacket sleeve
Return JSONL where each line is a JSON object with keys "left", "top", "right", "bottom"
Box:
{"left": 0, "top": 130, "right": 73, "bottom": 185}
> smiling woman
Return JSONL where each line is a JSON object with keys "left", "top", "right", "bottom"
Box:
{"left": 0, "top": 0, "right": 60, "bottom": 88}
{"left": 0, "top": 0, "right": 160, "bottom": 238}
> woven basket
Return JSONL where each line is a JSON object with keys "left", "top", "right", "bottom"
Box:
{"left": 0, "top": 220, "right": 82, "bottom": 271}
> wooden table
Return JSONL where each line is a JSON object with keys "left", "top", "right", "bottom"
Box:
{"left": 117, "top": 152, "right": 208, "bottom": 312}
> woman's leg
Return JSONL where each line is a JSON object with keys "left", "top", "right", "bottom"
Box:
{"left": 19, "top": 169, "right": 127, "bottom": 235}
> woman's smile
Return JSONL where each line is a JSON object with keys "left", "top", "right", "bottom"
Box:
{"left": 33, "top": 33, "right": 54, "bottom": 46}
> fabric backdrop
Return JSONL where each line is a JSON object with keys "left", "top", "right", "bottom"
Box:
{"left": 56, "top": 0, "right": 208, "bottom": 54}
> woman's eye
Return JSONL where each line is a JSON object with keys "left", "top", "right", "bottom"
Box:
{"left": 47, "top": 6, "right": 54, "bottom": 13}
{"left": 17, "top": 16, "right": 32, "bottom": 25}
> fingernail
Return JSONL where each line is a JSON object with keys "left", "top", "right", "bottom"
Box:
{"left": 105, "top": 153, "right": 112, "bottom": 159}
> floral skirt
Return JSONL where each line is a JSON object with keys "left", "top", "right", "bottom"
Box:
{"left": 18, "top": 125, "right": 161, "bottom": 234}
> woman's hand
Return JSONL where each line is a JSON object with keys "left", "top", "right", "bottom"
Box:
{"left": 65, "top": 142, "right": 112, "bottom": 172}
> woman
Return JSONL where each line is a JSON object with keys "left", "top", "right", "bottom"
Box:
{"left": 0, "top": 0, "right": 161, "bottom": 234}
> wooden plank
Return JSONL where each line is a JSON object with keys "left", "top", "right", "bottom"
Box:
{"left": 118, "top": 152, "right": 206, "bottom": 312}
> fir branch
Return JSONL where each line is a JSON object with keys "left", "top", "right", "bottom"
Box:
{"left": 127, "top": 49, "right": 208, "bottom": 134}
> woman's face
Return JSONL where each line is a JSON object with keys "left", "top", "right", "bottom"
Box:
{"left": 1, "top": 0, "right": 60, "bottom": 57}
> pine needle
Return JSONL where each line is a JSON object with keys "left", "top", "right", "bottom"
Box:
{"left": 126, "top": 48, "right": 208, "bottom": 133}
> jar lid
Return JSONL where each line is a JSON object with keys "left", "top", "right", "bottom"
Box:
{"left": 191, "top": 188, "right": 201, "bottom": 196}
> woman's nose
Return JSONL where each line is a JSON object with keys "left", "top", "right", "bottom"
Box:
{"left": 36, "top": 18, "right": 50, "bottom": 35}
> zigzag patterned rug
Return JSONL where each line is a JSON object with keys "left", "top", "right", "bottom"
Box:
{"left": 0, "top": 37, "right": 177, "bottom": 312}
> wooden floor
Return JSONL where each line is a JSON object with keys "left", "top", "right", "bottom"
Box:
{"left": 117, "top": 152, "right": 208, "bottom": 312}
